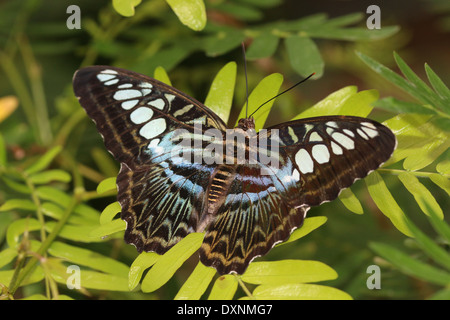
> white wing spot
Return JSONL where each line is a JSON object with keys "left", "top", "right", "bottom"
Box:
{"left": 332, "top": 132, "right": 355, "bottom": 150}
{"left": 173, "top": 104, "right": 194, "bottom": 117}
{"left": 343, "top": 129, "right": 355, "bottom": 137}
{"left": 165, "top": 94, "right": 176, "bottom": 104}
{"left": 361, "top": 126, "right": 378, "bottom": 138}
{"left": 326, "top": 121, "right": 339, "bottom": 128}
{"left": 312, "top": 144, "right": 330, "bottom": 164}
{"left": 292, "top": 169, "right": 300, "bottom": 181}
{"left": 361, "top": 122, "right": 377, "bottom": 129}
{"left": 101, "top": 69, "right": 118, "bottom": 74}
{"left": 118, "top": 83, "right": 133, "bottom": 89}
{"left": 97, "top": 73, "right": 115, "bottom": 82}
{"left": 139, "top": 82, "right": 153, "bottom": 89}
{"left": 147, "top": 98, "right": 165, "bottom": 110}
{"left": 295, "top": 148, "right": 314, "bottom": 174}
{"left": 288, "top": 126, "right": 299, "bottom": 143}
{"left": 309, "top": 131, "right": 323, "bottom": 142}
{"left": 121, "top": 99, "right": 139, "bottom": 110}
{"left": 331, "top": 142, "right": 343, "bottom": 155}
{"left": 130, "top": 107, "right": 154, "bottom": 124}
{"left": 356, "top": 128, "right": 369, "bottom": 140}
{"left": 104, "top": 79, "right": 119, "bottom": 86}
{"left": 114, "top": 89, "right": 142, "bottom": 101}
{"left": 139, "top": 118, "right": 166, "bottom": 139}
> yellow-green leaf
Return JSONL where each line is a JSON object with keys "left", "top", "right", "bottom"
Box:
{"left": 112, "top": 0, "right": 142, "bottom": 17}
{"left": 141, "top": 233, "right": 204, "bottom": 292}
{"left": 338, "top": 187, "right": 364, "bottom": 214}
{"left": 204, "top": 61, "right": 237, "bottom": 124}
{"left": 398, "top": 172, "right": 444, "bottom": 219}
{"left": 208, "top": 275, "right": 238, "bottom": 300}
{"left": 236, "top": 73, "right": 283, "bottom": 131}
{"left": 241, "top": 260, "right": 338, "bottom": 285}
{"left": 251, "top": 283, "right": 352, "bottom": 300}
{"left": 128, "top": 252, "right": 160, "bottom": 290}
{"left": 365, "top": 171, "right": 412, "bottom": 236}
{"left": 153, "top": 66, "right": 172, "bottom": 85}
{"left": 174, "top": 262, "right": 215, "bottom": 300}
{"left": 165, "top": 0, "right": 206, "bottom": 31}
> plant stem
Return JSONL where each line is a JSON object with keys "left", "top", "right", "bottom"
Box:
{"left": 9, "top": 193, "right": 79, "bottom": 295}
{"left": 235, "top": 275, "right": 254, "bottom": 299}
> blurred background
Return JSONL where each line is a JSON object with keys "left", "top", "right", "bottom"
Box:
{"left": 0, "top": 0, "right": 448, "bottom": 300}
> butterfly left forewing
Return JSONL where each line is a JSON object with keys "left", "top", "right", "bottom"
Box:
{"left": 73, "top": 66, "right": 228, "bottom": 255}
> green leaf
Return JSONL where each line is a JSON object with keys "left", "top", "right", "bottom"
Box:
{"left": 91, "top": 147, "right": 118, "bottom": 177}
{"left": 128, "top": 252, "right": 160, "bottom": 290}
{"left": 251, "top": 283, "right": 352, "bottom": 300}
{"left": 141, "top": 233, "right": 204, "bottom": 292}
{"left": 365, "top": 172, "right": 412, "bottom": 236}
{"left": 48, "top": 259, "right": 129, "bottom": 291}
{"left": 430, "top": 173, "right": 450, "bottom": 196}
{"left": 204, "top": 28, "right": 245, "bottom": 57}
{"left": 336, "top": 89, "right": 377, "bottom": 117}
{"left": 153, "top": 66, "right": 172, "bottom": 86}
{"left": 0, "top": 267, "right": 44, "bottom": 288}
{"left": 436, "top": 159, "right": 450, "bottom": 174}
{"left": 279, "top": 216, "right": 327, "bottom": 246}
{"left": 48, "top": 241, "right": 129, "bottom": 277}
{"left": 0, "top": 133, "right": 6, "bottom": 166}
{"left": 241, "top": 260, "right": 337, "bottom": 285}
{"left": 204, "top": 62, "right": 237, "bottom": 124}
{"left": 285, "top": 35, "right": 323, "bottom": 78}
{"left": 45, "top": 222, "right": 103, "bottom": 243}
{"left": 0, "top": 176, "right": 30, "bottom": 194}
{"left": 99, "top": 202, "right": 121, "bottom": 225}
{"left": 425, "top": 63, "right": 450, "bottom": 107}
{"left": 165, "top": 0, "right": 206, "bottom": 31}
{"left": 36, "top": 186, "right": 71, "bottom": 207}
{"left": 112, "top": 0, "right": 142, "bottom": 17}
{"left": 404, "top": 219, "right": 450, "bottom": 272}
{"left": 24, "top": 146, "right": 62, "bottom": 175}
{"left": 0, "top": 199, "right": 37, "bottom": 212}
{"left": 0, "top": 248, "right": 17, "bottom": 268}
{"left": 89, "top": 219, "right": 126, "bottom": 239}
{"left": 29, "top": 169, "right": 71, "bottom": 184}
{"left": 398, "top": 172, "right": 443, "bottom": 219}
{"left": 393, "top": 52, "right": 441, "bottom": 109}
{"left": 174, "top": 262, "right": 216, "bottom": 300}
{"left": 208, "top": 275, "right": 238, "bottom": 300}
{"left": 338, "top": 188, "right": 364, "bottom": 214}
{"left": 246, "top": 33, "right": 279, "bottom": 60}
{"left": 293, "top": 86, "right": 358, "bottom": 119}
{"left": 374, "top": 97, "right": 437, "bottom": 115}
{"left": 307, "top": 26, "right": 399, "bottom": 41}
{"left": 6, "top": 218, "right": 41, "bottom": 247}
{"left": 235, "top": 73, "right": 283, "bottom": 131}
{"left": 370, "top": 242, "right": 450, "bottom": 286}
{"left": 96, "top": 177, "right": 117, "bottom": 195}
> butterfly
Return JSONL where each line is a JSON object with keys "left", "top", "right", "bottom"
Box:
{"left": 73, "top": 66, "right": 396, "bottom": 275}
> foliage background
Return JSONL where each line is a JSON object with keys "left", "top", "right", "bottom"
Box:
{"left": 0, "top": 0, "right": 448, "bottom": 300}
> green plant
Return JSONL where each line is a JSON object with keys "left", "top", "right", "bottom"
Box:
{"left": 0, "top": 0, "right": 448, "bottom": 300}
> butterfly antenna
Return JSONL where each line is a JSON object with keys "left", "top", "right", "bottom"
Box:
{"left": 242, "top": 42, "right": 250, "bottom": 119}
{"left": 248, "top": 72, "right": 316, "bottom": 119}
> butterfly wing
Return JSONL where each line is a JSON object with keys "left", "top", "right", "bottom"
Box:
{"left": 268, "top": 115, "right": 397, "bottom": 206}
{"left": 199, "top": 115, "right": 396, "bottom": 274}
{"left": 73, "top": 66, "right": 227, "bottom": 253}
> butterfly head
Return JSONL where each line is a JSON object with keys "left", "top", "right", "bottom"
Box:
{"left": 237, "top": 117, "right": 255, "bottom": 130}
